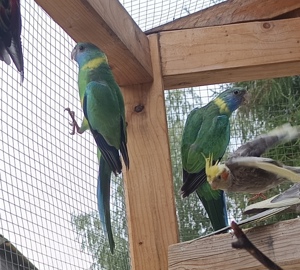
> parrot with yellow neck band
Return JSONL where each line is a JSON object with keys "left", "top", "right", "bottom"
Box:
{"left": 181, "top": 87, "right": 247, "bottom": 231}
{"left": 0, "top": 0, "right": 24, "bottom": 81}
{"left": 67, "top": 42, "right": 129, "bottom": 253}
{"left": 205, "top": 123, "right": 300, "bottom": 196}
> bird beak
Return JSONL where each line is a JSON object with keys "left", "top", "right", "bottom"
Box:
{"left": 242, "top": 89, "right": 251, "bottom": 105}
{"left": 71, "top": 47, "right": 77, "bottom": 60}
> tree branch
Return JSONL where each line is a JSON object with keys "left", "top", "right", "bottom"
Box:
{"left": 231, "top": 221, "right": 283, "bottom": 270}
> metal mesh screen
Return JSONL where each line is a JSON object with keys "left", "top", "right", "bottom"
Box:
{"left": 1, "top": 0, "right": 298, "bottom": 269}
{"left": 165, "top": 79, "right": 300, "bottom": 241}
{"left": 1, "top": 1, "right": 129, "bottom": 269}
{"left": 121, "top": 0, "right": 226, "bottom": 31}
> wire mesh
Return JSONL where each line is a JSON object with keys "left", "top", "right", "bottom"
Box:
{"left": 121, "top": 0, "right": 226, "bottom": 31}
{"left": 1, "top": 1, "right": 129, "bottom": 270}
{"left": 1, "top": 0, "right": 299, "bottom": 269}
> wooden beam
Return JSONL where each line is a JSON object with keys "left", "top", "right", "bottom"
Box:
{"left": 169, "top": 218, "right": 300, "bottom": 270}
{"left": 159, "top": 17, "right": 300, "bottom": 89}
{"left": 122, "top": 34, "right": 179, "bottom": 270}
{"left": 146, "top": 0, "right": 300, "bottom": 34}
{"left": 34, "top": 0, "right": 153, "bottom": 86}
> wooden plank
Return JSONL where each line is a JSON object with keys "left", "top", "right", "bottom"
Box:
{"left": 34, "top": 0, "right": 153, "bottom": 86}
{"left": 122, "top": 34, "right": 179, "bottom": 270}
{"left": 146, "top": 0, "right": 300, "bottom": 34}
{"left": 169, "top": 218, "right": 300, "bottom": 270}
{"left": 159, "top": 17, "right": 300, "bottom": 89}
{"left": 276, "top": 7, "right": 300, "bottom": 19}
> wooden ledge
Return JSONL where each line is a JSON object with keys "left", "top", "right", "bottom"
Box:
{"left": 169, "top": 218, "right": 300, "bottom": 270}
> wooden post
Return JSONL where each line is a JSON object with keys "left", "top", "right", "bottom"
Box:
{"left": 122, "top": 34, "right": 179, "bottom": 270}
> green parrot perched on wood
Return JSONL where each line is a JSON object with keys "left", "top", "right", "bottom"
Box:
{"left": 205, "top": 123, "right": 300, "bottom": 195}
{"left": 0, "top": 0, "right": 24, "bottom": 81}
{"left": 66, "top": 42, "right": 129, "bottom": 253}
{"left": 181, "top": 87, "right": 247, "bottom": 231}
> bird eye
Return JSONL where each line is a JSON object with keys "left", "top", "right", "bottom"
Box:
{"left": 78, "top": 45, "right": 84, "bottom": 51}
{"left": 234, "top": 90, "right": 239, "bottom": 95}
{"left": 217, "top": 175, "right": 221, "bottom": 180}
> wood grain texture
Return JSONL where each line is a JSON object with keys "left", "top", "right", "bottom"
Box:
{"left": 146, "top": 0, "right": 300, "bottom": 34}
{"left": 122, "top": 34, "right": 179, "bottom": 270}
{"left": 169, "top": 218, "right": 300, "bottom": 270}
{"left": 35, "top": 0, "right": 152, "bottom": 86}
{"left": 159, "top": 17, "right": 300, "bottom": 89}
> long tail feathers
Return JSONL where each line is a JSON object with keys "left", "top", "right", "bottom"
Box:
{"left": 196, "top": 182, "right": 228, "bottom": 231}
{"left": 97, "top": 155, "right": 115, "bottom": 253}
{"left": 7, "top": 38, "right": 24, "bottom": 82}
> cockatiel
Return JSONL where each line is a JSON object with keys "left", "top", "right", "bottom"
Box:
{"left": 0, "top": 0, "right": 24, "bottom": 81}
{"left": 205, "top": 123, "right": 300, "bottom": 195}
{"left": 70, "top": 42, "right": 129, "bottom": 253}
{"left": 181, "top": 87, "right": 247, "bottom": 231}
{"left": 244, "top": 183, "right": 300, "bottom": 215}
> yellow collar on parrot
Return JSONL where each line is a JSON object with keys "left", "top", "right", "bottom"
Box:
{"left": 214, "top": 97, "right": 230, "bottom": 114}
{"left": 82, "top": 56, "right": 108, "bottom": 70}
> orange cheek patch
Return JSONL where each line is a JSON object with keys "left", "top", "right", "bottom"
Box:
{"left": 221, "top": 170, "right": 229, "bottom": 181}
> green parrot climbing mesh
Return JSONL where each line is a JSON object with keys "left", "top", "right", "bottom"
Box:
{"left": 0, "top": 0, "right": 299, "bottom": 270}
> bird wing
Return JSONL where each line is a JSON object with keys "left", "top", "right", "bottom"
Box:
{"left": 184, "top": 113, "right": 229, "bottom": 174}
{"left": 244, "top": 184, "right": 300, "bottom": 215}
{"left": 1, "top": 0, "right": 24, "bottom": 80}
{"left": 230, "top": 123, "right": 300, "bottom": 158}
{"left": 83, "top": 81, "right": 122, "bottom": 174}
{"left": 228, "top": 156, "right": 300, "bottom": 183}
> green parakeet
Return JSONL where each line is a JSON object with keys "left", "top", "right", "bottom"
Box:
{"left": 181, "top": 87, "right": 247, "bottom": 231}
{"left": 69, "top": 42, "right": 129, "bottom": 253}
{"left": 205, "top": 123, "right": 300, "bottom": 194}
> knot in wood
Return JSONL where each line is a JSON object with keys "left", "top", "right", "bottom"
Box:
{"left": 134, "top": 104, "right": 144, "bottom": 113}
{"left": 263, "top": 22, "right": 271, "bottom": 29}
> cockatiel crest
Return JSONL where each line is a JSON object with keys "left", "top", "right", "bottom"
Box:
{"left": 204, "top": 153, "right": 229, "bottom": 189}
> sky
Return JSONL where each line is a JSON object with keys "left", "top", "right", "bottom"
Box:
{"left": 0, "top": 0, "right": 227, "bottom": 269}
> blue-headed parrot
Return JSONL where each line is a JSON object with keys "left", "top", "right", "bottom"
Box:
{"left": 68, "top": 42, "right": 129, "bottom": 253}
{"left": 181, "top": 87, "right": 247, "bottom": 231}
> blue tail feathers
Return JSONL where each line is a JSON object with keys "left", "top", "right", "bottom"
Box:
{"left": 97, "top": 156, "right": 115, "bottom": 253}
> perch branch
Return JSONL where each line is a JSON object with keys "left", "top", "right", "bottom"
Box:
{"left": 231, "top": 221, "right": 283, "bottom": 270}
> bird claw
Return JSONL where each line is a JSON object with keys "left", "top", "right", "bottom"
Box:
{"left": 248, "top": 193, "right": 267, "bottom": 202}
{"left": 65, "top": 107, "right": 80, "bottom": 135}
